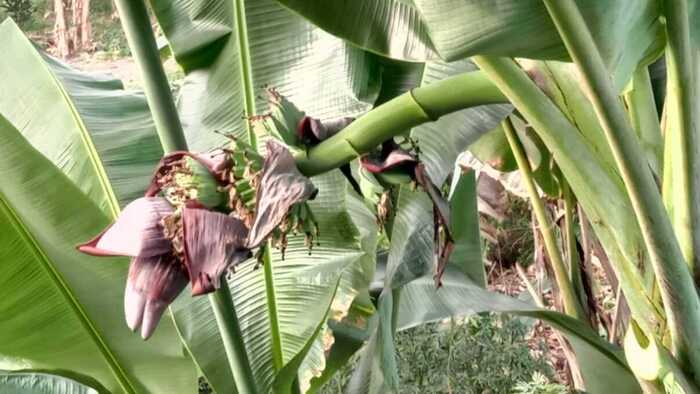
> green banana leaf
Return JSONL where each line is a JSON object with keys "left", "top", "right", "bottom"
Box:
{"left": 0, "top": 114, "right": 196, "bottom": 393}
{"left": 347, "top": 172, "right": 485, "bottom": 393}
{"left": 662, "top": 4, "right": 700, "bottom": 277}
{"left": 397, "top": 271, "right": 641, "bottom": 394}
{"left": 275, "top": 0, "right": 664, "bottom": 91}
{"left": 270, "top": 280, "right": 341, "bottom": 393}
{"left": 448, "top": 169, "right": 486, "bottom": 287}
{"left": 0, "top": 19, "right": 163, "bottom": 215}
{"left": 474, "top": 57, "right": 661, "bottom": 334}
{"left": 0, "top": 372, "right": 100, "bottom": 394}
{"left": 468, "top": 124, "right": 518, "bottom": 172}
{"left": 149, "top": 0, "right": 379, "bottom": 151}
{"left": 170, "top": 171, "right": 378, "bottom": 393}
{"left": 275, "top": 0, "right": 435, "bottom": 62}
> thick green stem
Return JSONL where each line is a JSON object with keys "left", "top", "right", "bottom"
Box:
{"left": 262, "top": 245, "right": 284, "bottom": 371}
{"left": 503, "top": 119, "right": 583, "bottom": 320}
{"left": 473, "top": 55, "right": 662, "bottom": 334}
{"left": 543, "top": 0, "right": 700, "bottom": 379}
{"left": 209, "top": 284, "right": 258, "bottom": 394}
{"left": 113, "top": 0, "right": 187, "bottom": 153}
{"left": 295, "top": 71, "right": 508, "bottom": 175}
{"left": 663, "top": 0, "right": 700, "bottom": 279}
{"left": 115, "top": 1, "right": 257, "bottom": 390}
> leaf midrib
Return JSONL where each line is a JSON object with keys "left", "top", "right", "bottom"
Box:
{"left": 233, "top": 0, "right": 258, "bottom": 147}
{"left": 15, "top": 25, "right": 121, "bottom": 219}
{"left": 0, "top": 196, "right": 136, "bottom": 394}
{"left": 232, "top": 0, "right": 285, "bottom": 376}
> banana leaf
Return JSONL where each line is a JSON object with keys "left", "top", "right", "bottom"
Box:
{"left": 149, "top": 0, "right": 379, "bottom": 151}
{"left": 0, "top": 372, "right": 100, "bottom": 394}
{"left": 0, "top": 19, "right": 163, "bottom": 215}
{"left": 397, "top": 270, "right": 641, "bottom": 394}
{"left": 275, "top": 0, "right": 664, "bottom": 91}
{"left": 0, "top": 114, "right": 196, "bottom": 393}
{"left": 474, "top": 57, "right": 661, "bottom": 335}
{"left": 347, "top": 173, "right": 484, "bottom": 393}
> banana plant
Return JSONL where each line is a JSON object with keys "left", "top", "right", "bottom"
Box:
{"left": 278, "top": 0, "right": 700, "bottom": 391}
{"left": 2, "top": 0, "right": 700, "bottom": 393}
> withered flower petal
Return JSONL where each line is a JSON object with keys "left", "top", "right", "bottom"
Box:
{"left": 296, "top": 116, "right": 354, "bottom": 146}
{"left": 360, "top": 147, "right": 417, "bottom": 173}
{"left": 124, "top": 253, "right": 188, "bottom": 339}
{"left": 182, "top": 207, "right": 250, "bottom": 295}
{"left": 246, "top": 140, "right": 318, "bottom": 248}
{"left": 414, "top": 164, "right": 451, "bottom": 229}
{"left": 414, "top": 163, "right": 454, "bottom": 288}
{"left": 77, "top": 197, "right": 173, "bottom": 258}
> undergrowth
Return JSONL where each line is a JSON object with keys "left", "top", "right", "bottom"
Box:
{"left": 320, "top": 314, "right": 567, "bottom": 393}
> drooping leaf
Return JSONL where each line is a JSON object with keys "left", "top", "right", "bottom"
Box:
{"left": 0, "top": 115, "right": 196, "bottom": 393}
{"left": 474, "top": 57, "right": 660, "bottom": 335}
{"left": 347, "top": 182, "right": 486, "bottom": 393}
{"left": 275, "top": 0, "right": 436, "bottom": 61}
{"left": 467, "top": 124, "right": 518, "bottom": 172}
{"left": 447, "top": 168, "right": 486, "bottom": 287}
{"left": 271, "top": 279, "right": 341, "bottom": 393}
{"left": 385, "top": 188, "right": 434, "bottom": 289}
{"left": 0, "top": 372, "right": 101, "bottom": 394}
{"left": 276, "top": 0, "right": 664, "bottom": 91}
{"left": 397, "top": 270, "right": 641, "bottom": 394}
{"left": 0, "top": 19, "right": 163, "bottom": 215}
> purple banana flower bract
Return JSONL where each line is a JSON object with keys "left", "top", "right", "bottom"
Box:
{"left": 182, "top": 207, "right": 250, "bottom": 295}
{"left": 78, "top": 197, "right": 174, "bottom": 258}
{"left": 125, "top": 253, "right": 188, "bottom": 339}
{"left": 247, "top": 141, "right": 318, "bottom": 248}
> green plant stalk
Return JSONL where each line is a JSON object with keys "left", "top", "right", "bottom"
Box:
{"left": 625, "top": 67, "right": 663, "bottom": 293}
{"left": 114, "top": 1, "right": 257, "bottom": 389}
{"left": 232, "top": 0, "right": 257, "bottom": 147}
{"left": 390, "top": 287, "right": 401, "bottom": 335}
{"left": 624, "top": 67, "right": 663, "bottom": 177}
{"left": 542, "top": 0, "right": 700, "bottom": 378}
{"left": 295, "top": 71, "right": 508, "bottom": 176}
{"left": 472, "top": 55, "right": 662, "bottom": 335}
{"left": 209, "top": 284, "right": 258, "bottom": 394}
{"left": 663, "top": 0, "right": 700, "bottom": 279}
{"left": 562, "top": 182, "right": 586, "bottom": 312}
{"left": 112, "top": 0, "right": 187, "bottom": 153}
{"left": 516, "top": 264, "right": 545, "bottom": 308}
{"left": 503, "top": 118, "right": 583, "bottom": 320}
{"left": 262, "top": 245, "right": 284, "bottom": 371}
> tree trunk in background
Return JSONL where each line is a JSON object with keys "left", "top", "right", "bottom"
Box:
{"left": 54, "top": 0, "right": 70, "bottom": 58}
{"left": 53, "top": 0, "right": 91, "bottom": 57}
{"left": 80, "top": 0, "right": 91, "bottom": 48}
{"left": 71, "top": 0, "right": 91, "bottom": 51}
